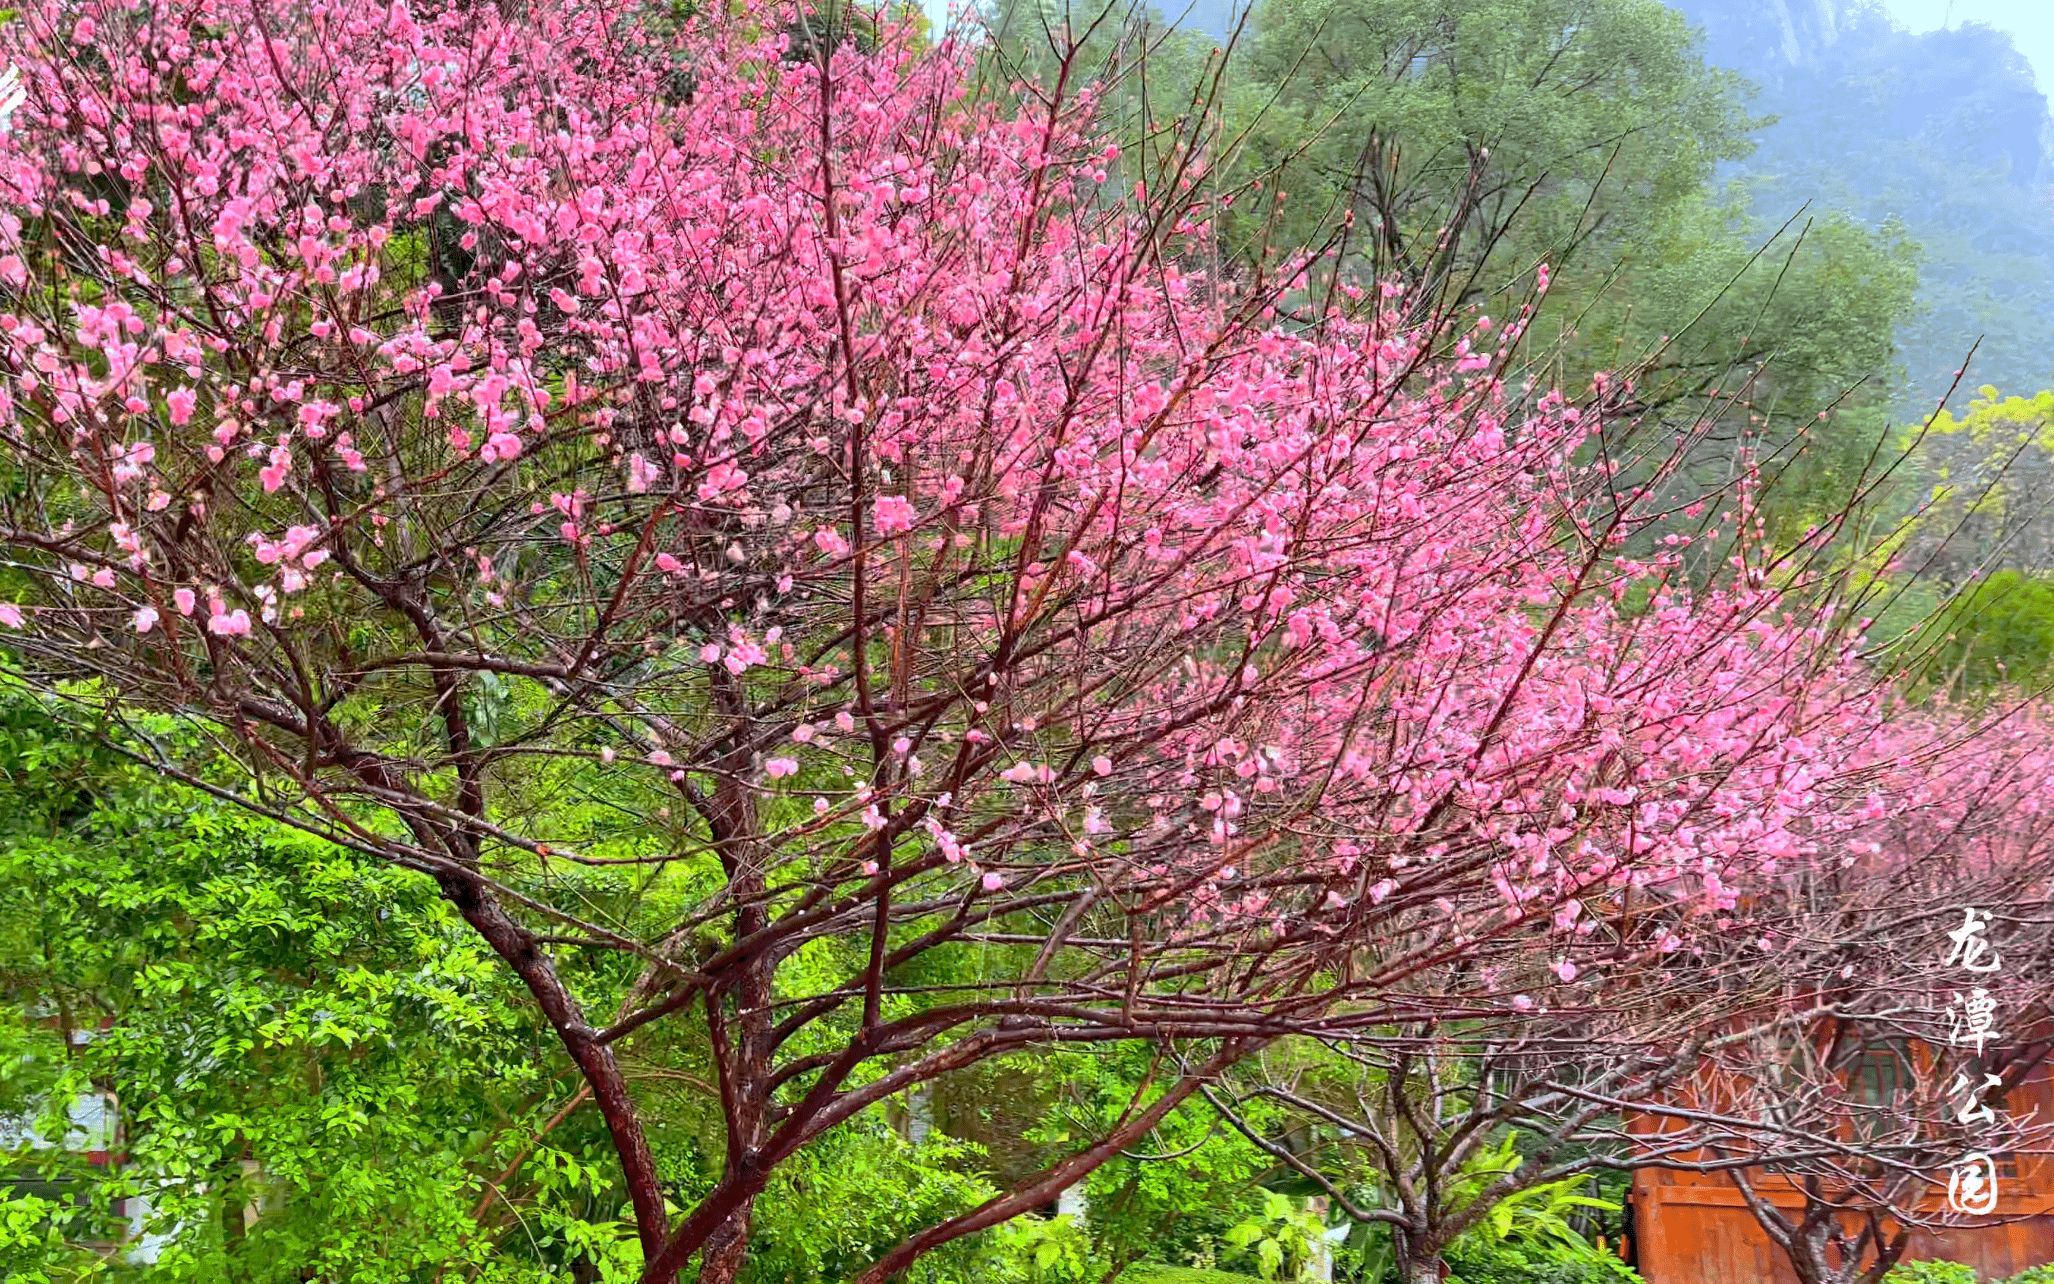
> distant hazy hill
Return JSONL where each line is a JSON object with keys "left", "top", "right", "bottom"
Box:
{"left": 1156, "top": 0, "right": 2054, "bottom": 409}
{"left": 1672, "top": 0, "right": 2049, "bottom": 192}
{"left": 1666, "top": 0, "right": 2054, "bottom": 408}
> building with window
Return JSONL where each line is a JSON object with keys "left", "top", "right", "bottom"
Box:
{"left": 1627, "top": 1043, "right": 2054, "bottom": 1282}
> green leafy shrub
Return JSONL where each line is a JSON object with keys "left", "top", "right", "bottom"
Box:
{"left": 1126, "top": 1266, "right": 1269, "bottom": 1284}
{"left": 1445, "top": 1239, "right": 1644, "bottom": 1284}
{"left": 1220, "top": 1190, "right": 1328, "bottom": 1280}
{"left": 985, "top": 1213, "right": 1105, "bottom": 1284}
{"left": 0, "top": 691, "right": 591, "bottom": 1282}
{"left": 1884, "top": 1264, "right": 1978, "bottom": 1284}
{"left": 1438, "top": 1136, "right": 1640, "bottom": 1284}
{"left": 0, "top": 1188, "right": 87, "bottom": 1284}
{"left": 1927, "top": 570, "right": 2054, "bottom": 692}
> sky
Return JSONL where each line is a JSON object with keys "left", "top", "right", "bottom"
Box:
{"left": 1881, "top": 0, "right": 2054, "bottom": 92}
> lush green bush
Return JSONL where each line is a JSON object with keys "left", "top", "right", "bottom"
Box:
{"left": 1875, "top": 1261, "right": 2054, "bottom": 1284}
{"left": 1218, "top": 1191, "right": 1329, "bottom": 1281}
{"left": 1027, "top": 1043, "right": 1284, "bottom": 1276}
{"left": 1437, "top": 1142, "right": 1641, "bottom": 1284}
{"left": 1125, "top": 1266, "right": 1269, "bottom": 1284}
{"left": 1445, "top": 1239, "right": 1644, "bottom": 1284}
{"left": 1927, "top": 570, "right": 2054, "bottom": 692}
{"left": 1874, "top": 1262, "right": 2054, "bottom": 1284}
{"left": 0, "top": 692, "right": 597, "bottom": 1282}
{"left": 0, "top": 688, "right": 1067, "bottom": 1284}
{"left": 1881, "top": 1264, "right": 1977, "bottom": 1284}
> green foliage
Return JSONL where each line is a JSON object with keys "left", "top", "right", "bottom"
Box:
{"left": 1444, "top": 1243, "right": 1644, "bottom": 1284}
{"left": 736, "top": 1124, "right": 1038, "bottom": 1284}
{"left": 1022, "top": 1043, "right": 1280, "bottom": 1273}
{"left": 1220, "top": 1190, "right": 1326, "bottom": 1281}
{"left": 1925, "top": 570, "right": 2054, "bottom": 693}
{"left": 1673, "top": 0, "right": 2054, "bottom": 411}
{"left": 0, "top": 687, "right": 1142, "bottom": 1282}
{"left": 1884, "top": 1264, "right": 1979, "bottom": 1284}
{"left": 1803, "top": 384, "right": 2054, "bottom": 704}
{"left": 1440, "top": 1136, "right": 1640, "bottom": 1284}
{"left": 0, "top": 689, "right": 632, "bottom": 1280}
{"left": 1907, "top": 390, "right": 2054, "bottom": 579}
{"left": 1234, "top": 0, "right": 1750, "bottom": 265}
{"left": 1126, "top": 1266, "right": 1270, "bottom": 1284}
{"left": 990, "top": 1214, "right": 1102, "bottom": 1283}
{"left": 1225, "top": 0, "right": 1913, "bottom": 433}
{"left": 1880, "top": 1264, "right": 2054, "bottom": 1284}
{"left": 0, "top": 1187, "right": 86, "bottom": 1283}
{"left": 979, "top": 0, "right": 1920, "bottom": 554}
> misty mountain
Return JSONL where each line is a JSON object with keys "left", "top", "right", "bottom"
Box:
{"left": 1153, "top": 0, "right": 2054, "bottom": 410}
{"left": 1668, "top": 0, "right": 2054, "bottom": 409}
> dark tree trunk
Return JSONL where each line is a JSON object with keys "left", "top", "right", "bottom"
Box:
{"left": 1403, "top": 1257, "right": 1445, "bottom": 1284}
{"left": 694, "top": 1195, "right": 757, "bottom": 1284}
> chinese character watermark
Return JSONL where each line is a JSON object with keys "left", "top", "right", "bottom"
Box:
{"left": 1950, "top": 1070, "right": 2002, "bottom": 1128}
{"left": 1943, "top": 907, "right": 2008, "bottom": 1215}
{"left": 1946, "top": 987, "right": 2001, "bottom": 1058}
{"left": 1947, "top": 1152, "right": 2000, "bottom": 1216}
{"left": 1944, "top": 907, "right": 2003, "bottom": 974}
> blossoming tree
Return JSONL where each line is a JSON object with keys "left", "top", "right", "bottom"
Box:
{"left": 1199, "top": 714, "right": 2054, "bottom": 1284}
{"left": 0, "top": 0, "right": 1934, "bottom": 1277}
{"left": 1682, "top": 720, "right": 2054, "bottom": 1284}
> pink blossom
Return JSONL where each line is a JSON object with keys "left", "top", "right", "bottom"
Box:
{"left": 765, "top": 757, "right": 798, "bottom": 779}
{"left": 873, "top": 495, "right": 917, "bottom": 535}
{"left": 111, "top": 441, "right": 156, "bottom": 485}
{"left": 207, "top": 606, "right": 252, "bottom": 637}
{"left": 259, "top": 443, "right": 292, "bottom": 493}
{"left": 627, "top": 452, "right": 659, "bottom": 493}
{"left": 696, "top": 461, "right": 748, "bottom": 502}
